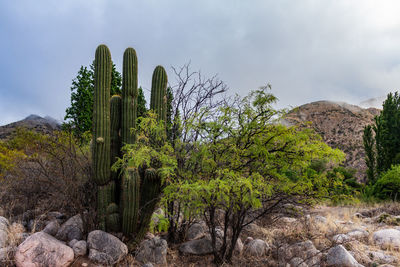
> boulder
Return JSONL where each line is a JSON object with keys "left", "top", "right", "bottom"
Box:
{"left": 347, "top": 229, "right": 369, "bottom": 241}
{"left": 55, "top": 214, "right": 83, "bottom": 242}
{"left": 332, "top": 234, "right": 350, "bottom": 244}
{"left": 72, "top": 240, "right": 87, "bottom": 257}
{"left": 367, "top": 250, "right": 396, "bottom": 264}
{"left": 87, "top": 230, "right": 128, "bottom": 265}
{"left": 373, "top": 229, "right": 400, "bottom": 249}
{"left": 179, "top": 238, "right": 214, "bottom": 255}
{"left": 244, "top": 239, "right": 269, "bottom": 257}
{"left": 288, "top": 257, "right": 308, "bottom": 267}
{"left": 135, "top": 237, "right": 168, "bottom": 265}
{"left": 0, "top": 217, "right": 9, "bottom": 232}
{"left": 14, "top": 232, "right": 74, "bottom": 267}
{"left": 42, "top": 220, "right": 60, "bottom": 236}
{"left": 326, "top": 245, "right": 362, "bottom": 267}
{"left": 187, "top": 222, "right": 207, "bottom": 240}
{"left": 278, "top": 240, "right": 321, "bottom": 266}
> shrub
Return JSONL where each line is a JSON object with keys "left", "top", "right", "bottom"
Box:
{"left": 0, "top": 128, "right": 96, "bottom": 226}
{"left": 373, "top": 164, "right": 400, "bottom": 200}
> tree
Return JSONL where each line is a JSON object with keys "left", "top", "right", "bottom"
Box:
{"left": 163, "top": 86, "right": 344, "bottom": 264}
{"left": 64, "top": 63, "right": 122, "bottom": 138}
{"left": 137, "top": 87, "right": 147, "bottom": 119}
{"left": 363, "top": 125, "right": 376, "bottom": 184}
{"left": 363, "top": 92, "right": 400, "bottom": 182}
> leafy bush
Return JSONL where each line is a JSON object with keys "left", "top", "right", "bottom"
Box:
{"left": 0, "top": 128, "right": 95, "bottom": 226}
{"left": 373, "top": 164, "right": 400, "bottom": 200}
{"left": 163, "top": 86, "right": 345, "bottom": 265}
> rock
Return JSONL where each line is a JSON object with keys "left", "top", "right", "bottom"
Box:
{"left": 332, "top": 234, "right": 350, "bottom": 244}
{"left": 0, "top": 230, "right": 8, "bottom": 248}
{"left": 347, "top": 229, "right": 369, "bottom": 241}
{"left": 354, "top": 213, "right": 365, "bottom": 219}
{"left": 244, "top": 223, "right": 261, "bottom": 233}
{"left": 278, "top": 217, "right": 297, "bottom": 224}
{"left": 179, "top": 238, "right": 215, "bottom": 255}
{"left": 141, "top": 263, "right": 154, "bottom": 267}
{"left": 0, "top": 246, "right": 11, "bottom": 262}
{"left": 72, "top": 240, "right": 87, "bottom": 257}
{"left": 373, "top": 229, "right": 400, "bottom": 249}
{"left": 244, "top": 236, "right": 253, "bottom": 245}
{"left": 0, "top": 217, "right": 9, "bottom": 232}
{"left": 234, "top": 238, "right": 244, "bottom": 254}
{"left": 14, "top": 232, "right": 74, "bottom": 267}
{"left": 42, "top": 220, "right": 60, "bottom": 236}
{"left": 244, "top": 239, "right": 269, "bottom": 257}
{"left": 68, "top": 239, "right": 78, "bottom": 247}
{"left": 136, "top": 237, "right": 168, "bottom": 265}
{"left": 87, "top": 230, "right": 128, "bottom": 265}
{"left": 367, "top": 250, "right": 396, "bottom": 264}
{"left": 279, "top": 240, "right": 321, "bottom": 266}
{"left": 314, "top": 215, "right": 327, "bottom": 224}
{"left": 55, "top": 214, "right": 83, "bottom": 242}
{"left": 326, "top": 245, "right": 362, "bottom": 267}
{"left": 288, "top": 257, "right": 308, "bottom": 267}
{"left": 187, "top": 222, "right": 207, "bottom": 240}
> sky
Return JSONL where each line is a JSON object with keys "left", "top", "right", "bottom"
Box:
{"left": 1, "top": 0, "right": 400, "bottom": 125}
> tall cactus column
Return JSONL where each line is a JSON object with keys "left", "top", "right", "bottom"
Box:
{"left": 121, "top": 47, "right": 138, "bottom": 144}
{"left": 150, "top": 65, "right": 168, "bottom": 122}
{"left": 93, "top": 44, "right": 113, "bottom": 230}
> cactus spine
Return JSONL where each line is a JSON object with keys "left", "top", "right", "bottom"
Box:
{"left": 93, "top": 44, "right": 112, "bottom": 229}
{"left": 121, "top": 48, "right": 138, "bottom": 145}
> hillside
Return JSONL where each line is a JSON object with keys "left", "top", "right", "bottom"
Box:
{"left": 284, "top": 101, "right": 381, "bottom": 181}
{"left": 0, "top": 114, "right": 61, "bottom": 140}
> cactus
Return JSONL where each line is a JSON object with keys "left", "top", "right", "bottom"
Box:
{"left": 121, "top": 48, "right": 138, "bottom": 145}
{"left": 106, "top": 203, "right": 120, "bottom": 232}
{"left": 92, "top": 45, "right": 168, "bottom": 239}
{"left": 121, "top": 167, "right": 140, "bottom": 236}
{"left": 93, "top": 44, "right": 112, "bottom": 229}
{"left": 136, "top": 168, "right": 161, "bottom": 240}
{"left": 110, "top": 95, "right": 121, "bottom": 182}
{"left": 150, "top": 66, "right": 168, "bottom": 122}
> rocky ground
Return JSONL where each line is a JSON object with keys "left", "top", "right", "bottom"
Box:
{"left": 0, "top": 204, "right": 399, "bottom": 266}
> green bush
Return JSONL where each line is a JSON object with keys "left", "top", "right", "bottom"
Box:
{"left": 373, "top": 165, "right": 400, "bottom": 200}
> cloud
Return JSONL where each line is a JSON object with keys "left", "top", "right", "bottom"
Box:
{"left": 1, "top": 0, "right": 400, "bottom": 125}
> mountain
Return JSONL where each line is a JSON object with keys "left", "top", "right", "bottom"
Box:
{"left": 283, "top": 101, "right": 380, "bottom": 181}
{"left": 359, "top": 96, "right": 386, "bottom": 109}
{"left": 0, "top": 114, "right": 61, "bottom": 140}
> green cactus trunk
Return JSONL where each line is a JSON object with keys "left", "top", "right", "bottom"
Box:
{"left": 136, "top": 168, "right": 161, "bottom": 241}
{"left": 97, "top": 181, "right": 115, "bottom": 230}
{"left": 93, "top": 44, "right": 112, "bottom": 229}
{"left": 121, "top": 48, "right": 138, "bottom": 145}
{"left": 106, "top": 203, "right": 120, "bottom": 232}
{"left": 121, "top": 167, "right": 140, "bottom": 236}
{"left": 150, "top": 66, "right": 168, "bottom": 122}
{"left": 110, "top": 95, "right": 121, "bottom": 181}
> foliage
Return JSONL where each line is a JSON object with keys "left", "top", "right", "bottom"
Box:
{"left": 137, "top": 87, "right": 147, "bottom": 119}
{"left": 363, "top": 124, "right": 376, "bottom": 184}
{"left": 373, "top": 164, "right": 400, "bottom": 200}
{"left": 64, "top": 62, "right": 122, "bottom": 139}
{"left": 149, "top": 212, "right": 170, "bottom": 233}
{"left": 163, "top": 86, "right": 345, "bottom": 264}
{"left": 112, "top": 112, "right": 176, "bottom": 181}
{"left": 0, "top": 128, "right": 95, "bottom": 223}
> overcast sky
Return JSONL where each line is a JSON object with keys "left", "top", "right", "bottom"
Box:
{"left": 1, "top": 0, "right": 400, "bottom": 125}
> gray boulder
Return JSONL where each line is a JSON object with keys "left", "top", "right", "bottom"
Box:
{"left": 42, "top": 220, "right": 60, "bottom": 236}
{"left": 135, "top": 236, "right": 168, "bottom": 265}
{"left": 279, "top": 240, "right": 321, "bottom": 266}
{"left": 179, "top": 238, "right": 214, "bottom": 255}
{"left": 187, "top": 222, "right": 207, "bottom": 240}
{"left": 72, "top": 240, "right": 87, "bottom": 257}
{"left": 243, "top": 239, "right": 269, "bottom": 257}
{"left": 327, "top": 245, "right": 362, "bottom": 267}
{"left": 373, "top": 229, "right": 400, "bottom": 249}
{"left": 14, "top": 232, "right": 74, "bottom": 267}
{"left": 55, "top": 214, "right": 83, "bottom": 242}
{"left": 87, "top": 230, "right": 128, "bottom": 265}
{"left": 367, "top": 250, "right": 396, "bottom": 264}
